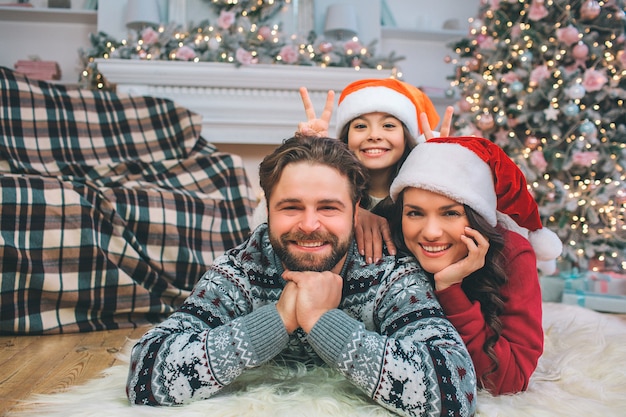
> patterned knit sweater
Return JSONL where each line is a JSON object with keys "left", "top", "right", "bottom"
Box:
{"left": 127, "top": 224, "right": 477, "bottom": 416}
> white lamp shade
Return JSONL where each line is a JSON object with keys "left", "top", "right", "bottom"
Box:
{"left": 126, "top": 0, "right": 161, "bottom": 30}
{"left": 324, "top": 4, "right": 358, "bottom": 40}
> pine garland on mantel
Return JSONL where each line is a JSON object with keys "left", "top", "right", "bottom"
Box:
{"left": 79, "top": 0, "right": 404, "bottom": 90}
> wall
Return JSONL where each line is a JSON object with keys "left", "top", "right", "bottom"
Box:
{"left": 0, "top": 0, "right": 480, "bottom": 196}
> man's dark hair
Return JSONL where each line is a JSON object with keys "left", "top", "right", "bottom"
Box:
{"left": 259, "top": 135, "right": 369, "bottom": 206}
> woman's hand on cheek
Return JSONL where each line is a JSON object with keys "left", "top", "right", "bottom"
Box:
{"left": 433, "top": 227, "right": 489, "bottom": 291}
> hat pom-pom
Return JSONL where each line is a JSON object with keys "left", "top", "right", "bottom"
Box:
{"left": 529, "top": 228, "right": 563, "bottom": 261}
{"left": 537, "top": 259, "right": 557, "bottom": 276}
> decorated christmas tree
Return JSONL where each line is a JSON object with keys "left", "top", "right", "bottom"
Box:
{"left": 447, "top": 0, "right": 626, "bottom": 272}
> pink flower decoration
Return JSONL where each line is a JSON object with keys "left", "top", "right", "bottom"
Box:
{"left": 478, "top": 36, "right": 497, "bottom": 50}
{"left": 279, "top": 45, "right": 298, "bottom": 64}
{"left": 236, "top": 48, "right": 257, "bottom": 65}
{"left": 175, "top": 45, "right": 196, "bottom": 61}
{"left": 530, "top": 65, "right": 551, "bottom": 85}
{"left": 528, "top": 0, "right": 549, "bottom": 21}
{"left": 351, "top": 57, "right": 363, "bottom": 68}
{"left": 501, "top": 72, "right": 520, "bottom": 84}
{"left": 530, "top": 150, "right": 548, "bottom": 172}
{"left": 217, "top": 10, "right": 236, "bottom": 30}
{"left": 572, "top": 151, "right": 599, "bottom": 167}
{"left": 344, "top": 39, "right": 362, "bottom": 52}
{"left": 556, "top": 25, "right": 580, "bottom": 45}
{"left": 141, "top": 27, "right": 159, "bottom": 46}
{"left": 582, "top": 68, "right": 608, "bottom": 92}
{"left": 258, "top": 26, "right": 272, "bottom": 40}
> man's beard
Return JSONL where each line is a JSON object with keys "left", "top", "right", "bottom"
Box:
{"left": 269, "top": 228, "right": 353, "bottom": 272}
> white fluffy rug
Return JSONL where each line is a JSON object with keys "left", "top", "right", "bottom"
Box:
{"left": 9, "top": 303, "right": 626, "bottom": 417}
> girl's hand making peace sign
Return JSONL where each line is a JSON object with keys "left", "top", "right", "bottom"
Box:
{"left": 296, "top": 87, "right": 335, "bottom": 138}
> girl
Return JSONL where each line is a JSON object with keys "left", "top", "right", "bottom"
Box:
{"left": 387, "top": 136, "right": 562, "bottom": 395}
{"left": 297, "top": 79, "right": 444, "bottom": 263}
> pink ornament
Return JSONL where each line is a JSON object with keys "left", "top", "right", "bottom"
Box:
{"left": 525, "top": 136, "right": 540, "bottom": 150}
{"left": 258, "top": 26, "right": 272, "bottom": 40}
{"left": 580, "top": 0, "right": 601, "bottom": 21}
{"left": 318, "top": 42, "right": 333, "bottom": 53}
{"left": 476, "top": 113, "right": 495, "bottom": 130}
{"left": 572, "top": 42, "right": 589, "bottom": 60}
{"left": 344, "top": 40, "right": 363, "bottom": 52}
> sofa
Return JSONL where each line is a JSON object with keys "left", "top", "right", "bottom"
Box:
{"left": 0, "top": 67, "right": 255, "bottom": 334}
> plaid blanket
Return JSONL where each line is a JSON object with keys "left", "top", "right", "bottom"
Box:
{"left": 0, "top": 67, "right": 255, "bottom": 334}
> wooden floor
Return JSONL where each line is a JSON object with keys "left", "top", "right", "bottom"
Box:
{"left": 0, "top": 325, "right": 152, "bottom": 416}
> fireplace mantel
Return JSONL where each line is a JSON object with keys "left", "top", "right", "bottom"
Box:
{"left": 96, "top": 60, "right": 392, "bottom": 145}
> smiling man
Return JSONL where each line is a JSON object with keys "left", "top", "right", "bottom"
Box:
{"left": 126, "top": 136, "right": 476, "bottom": 417}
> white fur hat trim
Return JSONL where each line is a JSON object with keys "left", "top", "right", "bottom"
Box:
{"left": 390, "top": 142, "right": 498, "bottom": 225}
{"left": 335, "top": 86, "right": 419, "bottom": 138}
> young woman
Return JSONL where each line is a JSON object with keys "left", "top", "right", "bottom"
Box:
{"left": 387, "top": 136, "right": 562, "bottom": 395}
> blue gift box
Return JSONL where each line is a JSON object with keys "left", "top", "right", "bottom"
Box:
{"left": 560, "top": 271, "right": 626, "bottom": 313}
{"left": 540, "top": 270, "right": 626, "bottom": 313}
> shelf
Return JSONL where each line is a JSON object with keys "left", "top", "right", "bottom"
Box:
{"left": 0, "top": 5, "right": 96, "bottom": 24}
{"left": 381, "top": 27, "right": 466, "bottom": 42}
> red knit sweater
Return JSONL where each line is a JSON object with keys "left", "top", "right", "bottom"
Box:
{"left": 435, "top": 229, "right": 544, "bottom": 395}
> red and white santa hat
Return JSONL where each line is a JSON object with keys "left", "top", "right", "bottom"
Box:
{"left": 389, "top": 136, "right": 562, "bottom": 272}
{"left": 336, "top": 78, "right": 440, "bottom": 140}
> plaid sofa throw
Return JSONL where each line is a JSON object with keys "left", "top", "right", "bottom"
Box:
{"left": 0, "top": 67, "right": 255, "bottom": 334}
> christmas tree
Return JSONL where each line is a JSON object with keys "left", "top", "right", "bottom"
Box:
{"left": 447, "top": 0, "right": 626, "bottom": 272}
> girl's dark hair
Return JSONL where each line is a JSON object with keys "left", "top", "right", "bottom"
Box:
{"left": 388, "top": 191, "right": 508, "bottom": 391}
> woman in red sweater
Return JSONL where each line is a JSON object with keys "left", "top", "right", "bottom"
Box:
{"left": 387, "top": 135, "right": 562, "bottom": 395}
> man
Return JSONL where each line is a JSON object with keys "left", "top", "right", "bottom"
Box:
{"left": 126, "top": 136, "right": 476, "bottom": 416}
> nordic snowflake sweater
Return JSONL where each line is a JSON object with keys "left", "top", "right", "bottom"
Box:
{"left": 127, "top": 224, "right": 477, "bottom": 416}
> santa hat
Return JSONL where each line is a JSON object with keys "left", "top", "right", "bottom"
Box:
{"left": 389, "top": 136, "right": 562, "bottom": 273}
{"left": 336, "top": 78, "right": 440, "bottom": 139}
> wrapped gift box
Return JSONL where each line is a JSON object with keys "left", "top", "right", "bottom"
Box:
{"left": 560, "top": 271, "right": 626, "bottom": 313}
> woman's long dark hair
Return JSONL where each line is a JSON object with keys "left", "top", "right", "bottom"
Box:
{"left": 387, "top": 192, "right": 508, "bottom": 390}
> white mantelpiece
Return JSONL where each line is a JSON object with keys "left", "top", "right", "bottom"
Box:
{"left": 96, "top": 60, "right": 392, "bottom": 145}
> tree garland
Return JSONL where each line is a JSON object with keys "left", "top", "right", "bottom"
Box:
{"left": 79, "top": 1, "right": 403, "bottom": 90}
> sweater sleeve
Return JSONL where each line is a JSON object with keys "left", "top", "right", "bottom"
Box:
{"left": 435, "top": 231, "right": 544, "bottom": 395}
{"left": 126, "top": 265, "right": 290, "bottom": 406}
{"left": 306, "top": 265, "right": 477, "bottom": 417}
